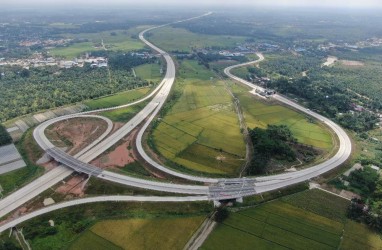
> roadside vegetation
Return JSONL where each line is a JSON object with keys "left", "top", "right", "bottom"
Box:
{"left": 0, "top": 124, "right": 12, "bottom": 146}
{"left": 0, "top": 129, "right": 44, "bottom": 195}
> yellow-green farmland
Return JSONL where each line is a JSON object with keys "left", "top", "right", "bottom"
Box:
{"left": 202, "top": 190, "right": 382, "bottom": 250}
{"left": 70, "top": 216, "right": 204, "bottom": 250}
{"left": 152, "top": 60, "right": 246, "bottom": 175}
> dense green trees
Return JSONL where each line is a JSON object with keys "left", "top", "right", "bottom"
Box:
{"left": 0, "top": 64, "right": 148, "bottom": 121}
{"left": 345, "top": 167, "right": 382, "bottom": 232}
{"left": 0, "top": 124, "right": 12, "bottom": 146}
{"left": 108, "top": 53, "right": 155, "bottom": 70}
{"left": 268, "top": 76, "right": 379, "bottom": 132}
{"left": 247, "top": 125, "right": 297, "bottom": 175}
{"left": 337, "top": 112, "right": 380, "bottom": 132}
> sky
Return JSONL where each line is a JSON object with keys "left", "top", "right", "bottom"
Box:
{"left": 3, "top": 0, "right": 382, "bottom": 9}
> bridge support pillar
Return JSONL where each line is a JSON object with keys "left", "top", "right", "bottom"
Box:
{"left": 213, "top": 200, "right": 221, "bottom": 207}
{"left": 236, "top": 197, "right": 243, "bottom": 203}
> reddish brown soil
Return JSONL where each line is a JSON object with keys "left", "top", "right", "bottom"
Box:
{"left": 91, "top": 130, "right": 136, "bottom": 169}
{"left": 40, "top": 160, "right": 60, "bottom": 172}
{"left": 47, "top": 118, "right": 108, "bottom": 156}
{"left": 55, "top": 175, "right": 86, "bottom": 197}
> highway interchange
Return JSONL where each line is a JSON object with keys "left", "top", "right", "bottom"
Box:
{"left": 0, "top": 12, "right": 352, "bottom": 232}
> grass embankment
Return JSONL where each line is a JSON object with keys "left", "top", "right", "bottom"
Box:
{"left": 203, "top": 189, "right": 382, "bottom": 250}
{"left": 99, "top": 101, "right": 149, "bottom": 123}
{"left": 84, "top": 87, "right": 151, "bottom": 110}
{"left": 150, "top": 27, "right": 246, "bottom": 53}
{"left": 152, "top": 60, "right": 245, "bottom": 176}
{"left": 50, "top": 29, "right": 145, "bottom": 59}
{"left": 0, "top": 129, "right": 44, "bottom": 196}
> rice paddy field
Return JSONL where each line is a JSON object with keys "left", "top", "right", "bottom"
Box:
{"left": 84, "top": 87, "right": 151, "bottom": 110}
{"left": 69, "top": 216, "right": 205, "bottom": 250}
{"left": 152, "top": 60, "right": 246, "bottom": 176}
{"left": 202, "top": 189, "right": 382, "bottom": 250}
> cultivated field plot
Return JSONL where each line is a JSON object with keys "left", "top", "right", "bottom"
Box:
{"left": 152, "top": 60, "right": 245, "bottom": 175}
{"left": 231, "top": 84, "right": 334, "bottom": 150}
{"left": 69, "top": 216, "right": 205, "bottom": 250}
{"left": 150, "top": 27, "right": 246, "bottom": 52}
{"left": 134, "top": 63, "right": 163, "bottom": 83}
{"left": 50, "top": 29, "right": 145, "bottom": 58}
{"left": 84, "top": 87, "right": 151, "bottom": 110}
{"left": 203, "top": 190, "right": 382, "bottom": 250}
{"left": 0, "top": 144, "right": 26, "bottom": 175}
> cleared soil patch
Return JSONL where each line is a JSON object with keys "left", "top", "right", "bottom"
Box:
{"left": 46, "top": 117, "right": 108, "bottom": 156}
{"left": 322, "top": 56, "right": 338, "bottom": 67}
{"left": 340, "top": 60, "right": 365, "bottom": 67}
{"left": 91, "top": 130, "right": 137, "bottom": 170}
{"left": 55, "top": 175, "right": 86, "bottom": 197}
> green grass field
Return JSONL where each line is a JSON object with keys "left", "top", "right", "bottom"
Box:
{"left": 231, "top": 84, "right": 334, "bottom": 150}
{"left": 150, "top": 27, "right": 246, "bottom": 52}
{"left": 134, "top": 63, "right": 163, "bottom": 83}
{"left": 50, "top": 29, "right": 145, "bottom": 59}
{"left": 84, "top": 87, "right": 151, "bottom": 110}
{"left": 231, "top": 67, "right": 250, "bottom": 79}
{"left": 70, "top": 216, "right": 205, "bottom": 250}
{"left": 49, "top": 42, "right": 96, "bottom": 59}
{"left": 203, "top": 189, "right": 382, "bottom": 250}
{"left": 100, "top": 101, "right": 148, "bottom": 122}
{"left": 152, "top": 60, "right": 245, "bottom": 175}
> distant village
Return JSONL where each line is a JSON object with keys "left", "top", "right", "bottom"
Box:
{"left": 0, "top": 53, "right": 109, "bottom": 69}
{"left": 0, "top": 50, "right": 160, "bottom": 70}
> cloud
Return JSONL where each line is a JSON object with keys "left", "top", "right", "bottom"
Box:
{"left": 3, "top": 0, "right": 382, "bottom": 8}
